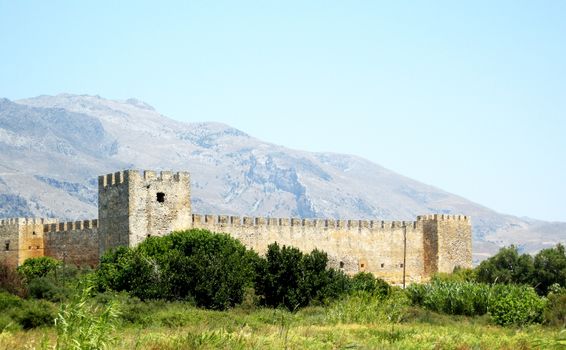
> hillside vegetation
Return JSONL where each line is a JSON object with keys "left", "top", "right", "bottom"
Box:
{"left": 0, "top": 229, "right": 565, "bottom": 349}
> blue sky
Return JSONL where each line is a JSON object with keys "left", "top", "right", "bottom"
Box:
{"left": 0, "top": 1, "right": 565, "bottom": 221}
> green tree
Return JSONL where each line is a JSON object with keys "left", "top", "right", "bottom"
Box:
{"left": 254, "top": 243, "right": 349, "bottom": 310}
{"left": 350, "top": 272, "right": 390, "bottom": 298}
{"left": 476, "top": 245, "right": 534, "bottom": 285}
{"left": 533, "top": 244, "right": 566, "bottom": 295}
{"left": 17, "top": 256, "right": 61, "bottom": 282}
{"left": 96, "top": 229, "right": 257, "bottom": 310}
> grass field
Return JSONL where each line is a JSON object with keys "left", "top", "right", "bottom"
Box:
{"left": 1, "top": 293, "right": 564, "bottom": 350}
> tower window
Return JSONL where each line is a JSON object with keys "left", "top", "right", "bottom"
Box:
{"left": 157, "top": 192, "right": 165, "bottom": 203}
{"left": 32, "top": 231, "right": 36, "bottom": 235}
{"left": 381, "top": 263, "right": 384, "bottom": 268}
{"left": 360, "top": 263, "right": 365, "bottom": 268}
{"left": 339, "top": 261, "right": 344, "bottom": 268}
{"left": 399, "top": 263, "right": 404, "bottom": 268}
{"left": 4, "top": 242, "right": 9, "bottom": 251}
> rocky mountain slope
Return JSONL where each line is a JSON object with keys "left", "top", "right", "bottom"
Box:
{"left": 0, "top": 94, "right": 564, "bottom": 262}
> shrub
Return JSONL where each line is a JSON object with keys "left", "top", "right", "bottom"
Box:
{"left": 488, "top": 284, "right": 545, "bottom": 326}
{"left": 432, "top": 267, "right": 477, "bottom": 283}
{"left": 17, "top": 256, "right": 61, "bottom": 282}
{"left": 27, "top": 277, "right": 70, "bottom": 302}
{"left": 350, "top": 272, "right": 390, "bottom": 298}
{"left": 254, "top": 243, "right": 349, "bottom": 310}
{"left": 11, "top": 299, "right": 56, "bottom": 329}
{"left": 0, "top": 290, "right": 22, "bottom": 311}
{"left": 0, "top": 260, "right": 26, "bottom": 296}
{"left": 543, "top": 284, "right": 566, "bottom": 327}
{"left": 97, "top": 229, "right": 257, "bottom": 310}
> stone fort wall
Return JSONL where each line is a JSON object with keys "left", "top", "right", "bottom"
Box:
{"left": 43, "top": 220, "right": 99, "bottom": 267}
{"left": 0, "top": 218, "right": 57, "bottom": 267}
{"left": 190, "top": 213, "right": 471, "bottom": 284}
{"left": 0, "top": 169, "right": 473, "bottom": 283}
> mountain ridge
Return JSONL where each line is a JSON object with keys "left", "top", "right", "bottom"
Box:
{"left": 0, "top": 93, "right": 563, "bottom": 262}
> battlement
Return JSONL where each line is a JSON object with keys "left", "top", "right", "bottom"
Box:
{"left": 43, "top": 219, "right": 98, "bottom": 233}
{"left": 2, "top": 167, "right": 472, "bottom": 282}
{"left": 417, "top": 214, "right": 470, "bottom": 222}
{"left": 191, "top": 214, "right": 419, "bottom": 230}
{"left": 0, "top": 218, "right": 55, "bottom": 226}
{"left": 98, "top": 170, "right": 190, "bottom": 188}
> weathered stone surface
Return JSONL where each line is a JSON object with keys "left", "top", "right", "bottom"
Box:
{"left": 44, "top": 220, "right": 99, "bottom": 267}
{"left": 0, "top": 169, "right": 472, "bottom": 283}
{"left": 98, "top": 170, "right": 191, "bottom": 256}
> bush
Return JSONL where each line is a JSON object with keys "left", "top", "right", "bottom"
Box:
{"left": 17, "top": 256, "right": 61, "bottom": 282}
{"left": 27, "top": 277, "right": 70, "bottom": 302}
{"left": 488, "top": 284, "right": 545, "bottom": 326}
{"left": 254, "top": 243, "right": 349, "bottom": 310}
{"left": 432, "top": 267, "right": 477, "bottom": 283}
{"left": 11, "top": 299, "right": 56, "bottom": 329}
{"left": 0, "top": 290, "right": 22, "bottom": 311}
{"left": 350, "top": 272, "right": 390, "bottom": 298}
{"left": 0, "top": 261, "right": 26, "bottom": 296}
{"left": 97, "top": 229, "right": 257, "bottom": 310}
{"left": 543, "top": 284, "right": 566, "bottom": 327}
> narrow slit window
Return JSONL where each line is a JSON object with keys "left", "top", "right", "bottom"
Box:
{"left": 339, "top": 261, "right": 344, "bottom": 268}
{"left": 399, "top": 263, "right": 404, "bottom": 268}
{"left": 360, "top": 263, "right": 365, "bottom": 268}
{"left": 157, "top": 192, "right": 165, "bottom": 203}
{"left": 32, "top": 231, "right": 36, "bottom": 235}
{"left": 381, "top": 263, "right": 384, "bottom": 268}
{"left": 4, "top": 242, "right": 9, "bottom": 251}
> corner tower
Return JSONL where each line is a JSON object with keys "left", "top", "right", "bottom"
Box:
{"left": 419, "top": 214, "right": 472, "bottom": 276}
{"left": 98, "top": 170, "right": 191, "bottom": 255}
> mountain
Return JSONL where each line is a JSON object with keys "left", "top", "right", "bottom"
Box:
{"left": 0, "top": 94, "right": 564, "bottom": 262}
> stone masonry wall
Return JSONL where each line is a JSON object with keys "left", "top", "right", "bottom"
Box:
{"left": 436, "top": 215, "right": 473, "bottom": 271}
{"left": 0, "top": 219, "right": 20, "bottom": 267}
{"left": 191, "top": 214, "right": 426, "bottom": 284}
{"left": 18, "top": 218, "right": 56, "bottom": 265}
{"left": 127, "top": 170, "right": 191, "bottom": 247}
{"left": 420, "top": 214, "right": 473, "bottom": 274}
{"left": 98, "top": 172, "right": 131, "bottom": 255}
{"left": 98, "top": 170, "right": 192, "bottom": 256}
{"left": 44, "top": 220, "right": 99, "bottom": 267}
{"left": 1, "top": 168, "right": 473, "bottom": 282}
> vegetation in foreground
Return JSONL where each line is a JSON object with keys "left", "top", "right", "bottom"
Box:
{"left": 0, "top": 229, "right": 565, "bottom": 349}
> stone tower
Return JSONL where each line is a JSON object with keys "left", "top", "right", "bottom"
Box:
{"left": 420, "top": 214, "right": 473, "bottom": 275}
{"left": 98, "top": 170, "right": 191, "bottom": 255}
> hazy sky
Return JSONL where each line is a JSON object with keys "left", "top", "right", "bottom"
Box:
{"left": 0, "top": 1, "right": 565, "bottom": 221}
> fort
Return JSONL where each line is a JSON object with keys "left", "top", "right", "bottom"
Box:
{"left": 0, "top": 170, "right": 472, "bottom": 283}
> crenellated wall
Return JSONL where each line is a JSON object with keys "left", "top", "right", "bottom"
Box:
{"left": 0, "top": 169, "right": 472, "bottom": 284}
{"left": 190, "top": 214, "right": 428, "bottom": 283}
{"left": 44, "top": 220, "right": 99, "bottom": 267}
